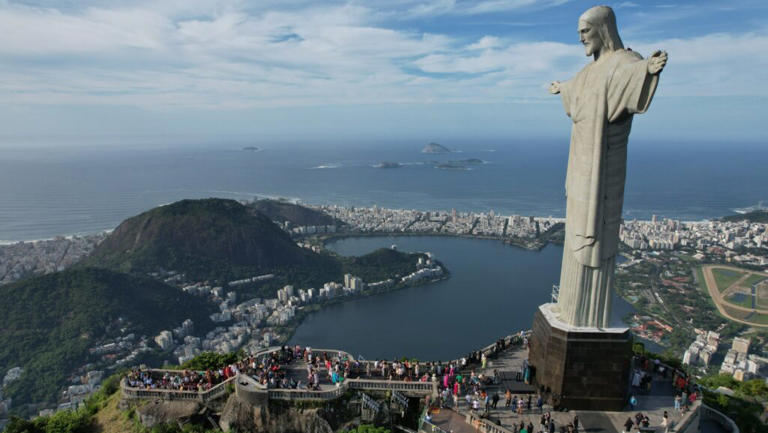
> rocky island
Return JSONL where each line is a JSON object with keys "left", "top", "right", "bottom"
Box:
{"left": 374, "top": 161, "right": 402, "bottom": 169}
{"left": 421, "top": 142, "right": 451, "bottom": 154}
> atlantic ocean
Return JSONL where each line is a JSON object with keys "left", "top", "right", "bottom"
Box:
{"left": 1, "top": 139, "right": 765, "bottom": 242}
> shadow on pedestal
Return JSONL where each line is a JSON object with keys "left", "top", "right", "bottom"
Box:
{"left": 528, "top": 303, "right": 632, "bottom": 411}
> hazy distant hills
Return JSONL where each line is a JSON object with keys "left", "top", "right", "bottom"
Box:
{"left": 86, "top": 198, "right": 333, "bottom": 281}
{"left": 721, "top": 210, "right": 768, "bottom": 223}
{"left": 250, "top": 199, "right": 341, "bottom": 227}
{"left": 0, "top": 267, "right": 215, "bottom": 411}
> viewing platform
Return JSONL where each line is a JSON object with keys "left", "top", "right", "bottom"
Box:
{"left": 422, "top": 348, "right": 735, "bottom": 433}
{"left": 120, "top": 335, "right": 738, "bottom": 433}
{"left": 121, "top": 346, "right": 440, "bottom": 404}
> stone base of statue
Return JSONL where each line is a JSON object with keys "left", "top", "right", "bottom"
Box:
{"left": 528, "top": 303, "right": 631, "bottom": 411}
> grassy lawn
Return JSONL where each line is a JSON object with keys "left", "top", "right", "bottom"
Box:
{"left": 758, "top": 286, "right": 768, "bottom": 309}
{"left": 724, "top": 292, "right": 754, "bottom": 308}
{"left": 712, "top": 268, "right": 746, "bottom": 292}
{"left": 722, "top": 304, "right": 768, "bottom": 326}
{"left": 745, "top": 274, "right": 767, "bottom": 286}
{"left": 723, "top": 305, "right": 752, "bottom": 320}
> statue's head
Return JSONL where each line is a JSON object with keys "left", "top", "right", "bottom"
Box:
{"left": 578, "top": 5, "right": 624, "bottom": 58}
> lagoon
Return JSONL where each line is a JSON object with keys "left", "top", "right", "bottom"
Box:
{"left": 289, "top": 236, "right": 636, "bottom": 360}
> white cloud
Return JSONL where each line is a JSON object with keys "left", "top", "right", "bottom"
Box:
{"left": 0, "top": 5, "right": 172, "bottom": 54}
{"left": 630, "top": 32, "right": 768, "bottom": 97}
{"left": 0, "top": 0, "right": 766, "bottom": 112}
{"left": 403, "top": 0, "right": 572, "bottom": 17}
{"left": 466, "top": 36, "right": 503, "bottom": 50}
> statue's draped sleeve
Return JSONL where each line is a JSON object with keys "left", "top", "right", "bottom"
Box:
{"left": 560, "top": 80, "right": 573, "bottom": 119}
{"left": 606, "top": 53, "right": 659, "bottom": 121}
{"left": 558, "top": 50, "right": 660, "bottom": 268}
{"left": 559, "top": 80, "right": 573, "bottom": 196}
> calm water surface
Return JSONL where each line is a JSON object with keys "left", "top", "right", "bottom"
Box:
{"left": 288, "top": 236, "right": 637, "bottom": 360}
{"left": 2, "top": 142, "right": 766, "bottom": 241}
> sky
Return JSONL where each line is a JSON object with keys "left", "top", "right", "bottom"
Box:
{"left": 1, "top": 0, "right": 767, "bottom": 146}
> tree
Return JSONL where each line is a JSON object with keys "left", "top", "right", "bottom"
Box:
{"left": 346, "top": 425, "right": 391, "bottom": 433}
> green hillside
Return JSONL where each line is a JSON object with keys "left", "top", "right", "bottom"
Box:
{"left": 85, "top": 198, "right": 337, "bottom": 282}
{"left": 0, "top": 267, "right": 215, "bottom": 413}
{"left": 342, "top": 248, "right": 428, "bottom": 282}
{"left": 720, "top": 210, "right": 768, "bottom": 223}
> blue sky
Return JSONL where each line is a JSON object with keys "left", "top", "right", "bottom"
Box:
{"left": 1, "top": 0, "right": 767, "bottom": 146}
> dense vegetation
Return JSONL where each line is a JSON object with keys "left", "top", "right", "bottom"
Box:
{"left": 345, "top": 425, "right": 391, "bottom": 433}
{"left": 249, "top": 199, "right": 341, "bottom": 227}
{"left": 3, "top": 373, "right": 120, "bottom": 433}
{"left": 85, "top": 198, "right": 334, "bottom": 281}
{"left": 0, "top": 268, "right": 215, "bottom": 413}
{"left": 341, "top": 248, "right": 428, "bottom": 282}
{"left": 3, "top": 373, "right": 224, "bottom": 433}
{"left": 699, "top": 374, "right": 768, "bottom": 433}
{"left": 235, "top": 247, "right": 427, "bottom": 299}
{"left": 178, "top": 351, "right": 244, "bottom": 371}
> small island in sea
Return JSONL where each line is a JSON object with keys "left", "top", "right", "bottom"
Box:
{"left": 436, "top": 162, "right": 469, "bottom": 170}
{"left": 421, "top": 142, "right": 451, "bottom": 154}
{"left": 242, "top": 146, "right": 260, "bottom": 151}
{"left": 453, "top": 158, "right": 484, "bottom": 164}
{"left": 375, "top": 161, "right": 402, "bottom": 169}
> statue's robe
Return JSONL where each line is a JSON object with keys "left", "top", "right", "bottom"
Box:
{"left": 556, "top": 49, "right": 659, "bottom": 328}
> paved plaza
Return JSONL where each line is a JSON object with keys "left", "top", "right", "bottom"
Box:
{"left": 429, "top": 345, "right": 689, "bottom": 433}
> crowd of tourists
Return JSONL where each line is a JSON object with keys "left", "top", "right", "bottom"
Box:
{"left": 124, "top": 345, "right": 353, "bottom": 392}
{"left": 125, "top": 366, "right": 238, "bottom": 392}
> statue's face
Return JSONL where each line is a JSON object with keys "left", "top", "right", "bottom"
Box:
{"left": 578, "top": 20, "right": 601, "bottom": 57}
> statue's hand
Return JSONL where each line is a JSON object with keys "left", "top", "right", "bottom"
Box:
{"left": 549, "top": 81, "right": 561, "bottom": 95}
{"left": 648, "top": 50, "right": 668, "bottom": 75}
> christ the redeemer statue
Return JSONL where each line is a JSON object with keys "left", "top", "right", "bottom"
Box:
{"left": 549, "top": 6, "right": 667, "bottom": 328}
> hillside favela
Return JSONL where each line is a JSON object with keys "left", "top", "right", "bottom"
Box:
{"left": 0, "top": 2, "right": 766, "bottom": 433}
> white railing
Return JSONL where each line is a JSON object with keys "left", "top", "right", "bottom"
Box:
{"left": 420, "top": 421, "right": 450, "bottom": 433}
{"left": 123, "top": 372, "right": 436, "bottom": 403}
{"left": 348, "top": 379, "right": 436, "bottom": 395}
{"left": 121, "top": 337, "right": 529, "bottom": 404}
{"left": 268, "top": 386, "right": 347, "bottom": 401}
{"left": 121, "top": 376, "right": 236, "bottom": 402}
{"left": 464, "top": 411, "right": 516, "bottom": 433}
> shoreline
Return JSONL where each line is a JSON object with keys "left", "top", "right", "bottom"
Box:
{"left": 317, "top": 230, "right": 561, "bottom": 252}
{"left": 0, "top": 229, "right": 112, "bottom": 246}
{"left": 0, "top": 198, "right": 736, "bottom": 245}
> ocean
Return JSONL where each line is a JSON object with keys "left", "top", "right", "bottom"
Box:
{"left": 1, "top": 139, "right": 765, "bottom": 242}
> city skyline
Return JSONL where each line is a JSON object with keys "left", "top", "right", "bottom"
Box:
{"left": 1, "top": 0, "right": 767, "bottom": 144}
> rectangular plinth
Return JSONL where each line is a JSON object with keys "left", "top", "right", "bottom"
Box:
{"left": 528, "top": 304, "right": 632, "bottom": 411}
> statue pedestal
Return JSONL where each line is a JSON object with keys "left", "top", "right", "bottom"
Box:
{"left": 528, "top": 303, "right": 631, "bottom": 411}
